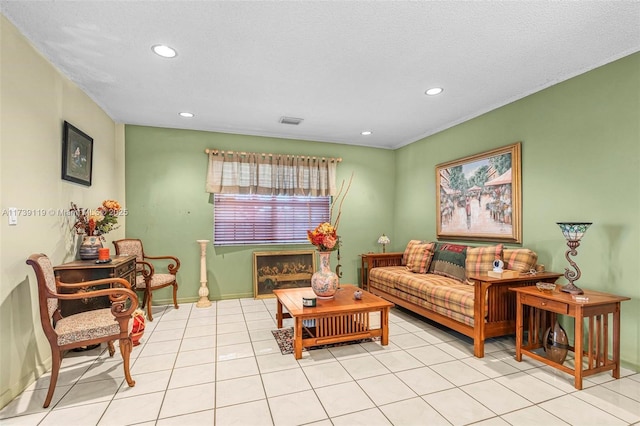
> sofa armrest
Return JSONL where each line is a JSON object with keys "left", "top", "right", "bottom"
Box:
{"left": 362, "top": 252, "right": 404, "bottom": 290}
{"left": 366, "top": 252, "right": 404, "bottom": 268}
{"left": 469, "top": 271, "right": 562, "bottom": 357}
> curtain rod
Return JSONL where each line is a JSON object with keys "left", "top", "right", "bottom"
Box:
{"left": 205, "top": 149, "right": 342, "bottom": 162}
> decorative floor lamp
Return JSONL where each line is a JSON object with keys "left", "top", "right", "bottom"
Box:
{"left": 196, "top": 240, "right": 211, "bottom": 308}
{"left": 557, "top": 222, "right": 592, "bottom": 295}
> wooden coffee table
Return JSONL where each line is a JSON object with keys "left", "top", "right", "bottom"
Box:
{"left": 273, "top": 284, "right": 394, "bottom": 359}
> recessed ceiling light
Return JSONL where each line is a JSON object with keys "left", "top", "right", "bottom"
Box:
{"left": 425, "top": 87, "right": 443, "bottom": 96}
{"left": 178, "top": 112, "right": 194, "bottom": 118}
{"left": 361, "top": 131, "right": 373, "bottom": 136}
{"left": 152, "top": 44, "right": 177, "bottom": 58}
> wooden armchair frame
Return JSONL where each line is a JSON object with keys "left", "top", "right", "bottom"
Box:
{"left": 27, "top": 253, "right": 138, "bottom": 408}
{"left": 112, "top": 239, "right": 180, "bottom": 321}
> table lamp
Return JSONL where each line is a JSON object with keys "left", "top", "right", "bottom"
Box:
{"left": 377, "top": 234, "right": 390, "bottom": 253}
{"left": 557, "top": 222, "right": 592, "bottom": 295}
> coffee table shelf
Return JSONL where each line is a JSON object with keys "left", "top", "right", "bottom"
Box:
{"left": 273, "top": 284, "right": 394, "bottom": 359}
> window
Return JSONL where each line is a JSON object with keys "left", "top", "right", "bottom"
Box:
{"left": 214, "top": 194, "right": 330, "bottom": 246}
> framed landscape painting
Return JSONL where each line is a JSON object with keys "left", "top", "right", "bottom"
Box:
{"left": 436, "top": 142, "right": 522, "bottom": 244}
{"left": 253, "top": 250, "right": 316, "bottom": 298}
{"left": 61, "top": 121, "right": 93, "bottom": 186}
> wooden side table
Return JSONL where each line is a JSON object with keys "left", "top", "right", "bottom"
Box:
{"left": 512, "top": 286, "right": 630, "bottom": 389}
{"left": 54, "top": 255, "right": 137, "bottom": 317}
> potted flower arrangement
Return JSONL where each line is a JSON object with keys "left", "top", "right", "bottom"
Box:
{"left": 70, "top": 200, "right": 122, "bottom": 260}
{"left": 307, "top": 222, "right": 339, "bottom": 252}
{"left": 306, "top": 174, "right": 353, "bottom": 299}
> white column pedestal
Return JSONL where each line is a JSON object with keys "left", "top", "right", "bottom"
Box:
{"left": 196, "top": 240, "right": 212, "bottom": 308}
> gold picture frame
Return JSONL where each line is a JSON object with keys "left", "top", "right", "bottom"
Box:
{"left": 253, "top": 250, "right": 317, "bottom": 298}
{"left": 436, "top": 142, "right": 522, "bottom": 243}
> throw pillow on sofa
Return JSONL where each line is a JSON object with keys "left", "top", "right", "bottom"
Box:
{"left": 465, "top": 244, "right": 504, "bottom": 279}
{"left": 402, "top": 240, "right": 424, "bottom": 265}
{"left": 405, "top": 242, "right": 435, "bottom": 273}
{"left": 428, "top": 243, "right": 468, "bottom": 282}
{"left": 503, "top": 248, "right": 538, "bottom": 272}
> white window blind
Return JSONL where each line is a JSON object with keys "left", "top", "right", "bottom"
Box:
{"left": 214, "top": 194, "right": 330, "bottom": 246}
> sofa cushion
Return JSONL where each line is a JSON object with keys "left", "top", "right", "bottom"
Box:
{"left": 402, "top": 240, "right": 424, "bottom": 265}
{"left": 405, "top": 242, "right": 435, "bottom": 273}
{"left": 503, "top": 248, "right": 538, "bottom": 272}
{"left": 368, "top": 266, "right": 477, "bottom": 320}
{"left": 428, "top": 243, "right": 468, "bottom": 282}
{"left": 465, "top": 244, "right": 504, "bottom": 280}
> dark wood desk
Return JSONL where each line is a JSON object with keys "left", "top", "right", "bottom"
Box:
{"left": 54, "top": 255, "right": 136, "bottom": 317}
{"left": 512, "top": 286, "right": 630, "bottom": 389}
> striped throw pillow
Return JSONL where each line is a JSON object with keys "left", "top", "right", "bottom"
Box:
{"left": 405, "top": 242, "right": 436, "bottom": 273}
{"left": 402, "top": 240, "right": 424, "bottom": 265}
{"left": 465, "top": 244, "right": 504, "bottom": 281}
{"left": 503, "top": 248, "right": 538, "bottom": 272}
{"left": 428, "top": 243, "right": 469, "bottom": 283}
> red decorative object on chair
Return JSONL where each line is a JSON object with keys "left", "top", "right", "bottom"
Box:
{"left": 131, "top": 309, "right": 145, "bottom": 346}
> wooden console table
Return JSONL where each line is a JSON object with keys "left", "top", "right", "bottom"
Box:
{"left": 512, "top": 286, "right": 629, "bottom": 389}
{"left": 54, "top": 255, "right": 136, "bottom": 317}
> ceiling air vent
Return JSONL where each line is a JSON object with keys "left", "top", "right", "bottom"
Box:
{"left": 279, "top": 116, "right": 304, "bottom": 125}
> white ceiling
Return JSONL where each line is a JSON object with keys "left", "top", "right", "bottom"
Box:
{"left": 2, "top": 1, "right": 639, "bottom": 149}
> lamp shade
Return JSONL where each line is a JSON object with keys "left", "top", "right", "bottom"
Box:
{"left": 377, "top": 234, "right": 390, "bottom": 245}
{"left": 557, "top": 222, "right": 592, "bottom": 241}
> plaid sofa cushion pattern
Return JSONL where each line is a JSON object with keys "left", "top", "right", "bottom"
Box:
{"left": 371, "top": 280, "right": 475, "bottom": 326}
{"left": 369, "top": 266, "right": 478, "bottom": 320}
{"left": 428, "top": 243, "right": 469, "bottom": 283}
{"left": 503, "top": 248, "right": 538, "bottom": 272}
{"left": 405, "top": 242, "right": 435, "bottom": 273}
{"left": 465, "top": 244, "right": 504, "bottom": 280}
{"left": 402, "top": 240, "right": 424, "bottom": 265}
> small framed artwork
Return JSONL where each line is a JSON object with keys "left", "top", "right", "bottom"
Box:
{"left": 253, "top": 250, "right": 316, "bottom": 298}
{"left": 436, "top": 142, "right": 522, "bottom": 243}
{"left": 62, "top": 121, "right": 93, "bottom": 186}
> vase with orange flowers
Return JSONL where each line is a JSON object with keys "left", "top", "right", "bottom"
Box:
{"left": 306, "top": 174, "right": 352, "bottom": 299}
{"left": 307, "top": 222, "right": 340, "bottom": 299}
{"left": 70, "top": 200, "right": 122, "bottom": 260}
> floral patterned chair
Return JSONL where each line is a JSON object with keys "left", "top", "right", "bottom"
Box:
{"left": 112, "top": 239, "right": 180, "bottom": 321}
{"left": 26, "top": 253, "right": 138, "bottom": 408}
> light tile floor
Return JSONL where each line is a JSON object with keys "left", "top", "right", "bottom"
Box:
{"left": 1, "top": 298, "right": 638, "bottom": 425}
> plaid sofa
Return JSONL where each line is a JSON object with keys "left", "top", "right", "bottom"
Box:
{"left": 366, "top": 245, "right": 548, "bottom": 357}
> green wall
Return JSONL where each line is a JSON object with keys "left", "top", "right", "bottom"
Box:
{"left": 123, "top": 126, "right": 395, "bottom": 301}
{"left": 125, "top": 53, "right": 638, "bottom": 370}
{"left": 394, "top": 53, "right": 640, "bottom": 369}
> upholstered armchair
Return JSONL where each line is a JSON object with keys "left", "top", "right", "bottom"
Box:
{"left": 26, "top": 253, "right": 138, "bottom": 408}
{"left": 112, "top": 239, "right": 180, "bottom": 321}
